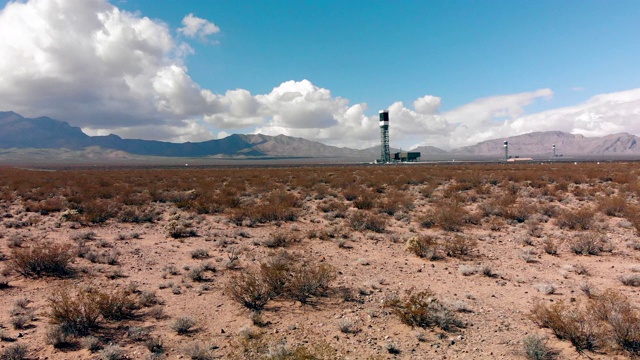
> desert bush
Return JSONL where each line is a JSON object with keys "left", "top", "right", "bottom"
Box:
{"left": 534, "top": 283, "right": 557, "bottom": 295}
{"left": 337, "top": 318, "right": 360, "bottom": 334}
{"left": 433, "top": 200, "right": 469, "bottom": 232}
{"left": 0, "top": 343, "right": 29, "bottom": 360}
{"left": 95, "top": 288, "right": 139, "bottom": 320}
{"left": 505, "top": 202, "right": 532, "bottom": 223}
{"left": 317, "top": 199, "right": 349, "bottom": 214}
{"left": 138, "top": 290, "right": 161, "bottom": 307}
{"left": 127, "top": 326, "right": 150, "bottom": 341}
{"left": 45, "top": 324, "right": 75, "bottom": 348}
{"left": 100, "top": 344, "right": 125, "bottom": 360}
{"left": 79, "top": 199, "right": 120, "bottom": 224}
{"left": 166, "top": 218, "right": 196, "bottom": 238}
{"left": 569, "top": 232, "right": 606, "bottom": 255}
{"left": 187, "top": 263, "right": 216, "bottom": 282}
{"left": 405, "top": 235, "right": 441, "bottom": 260}
{"left": 620, "top": 274, "right": 640, "bottom": 287}
{"left": 458, "top": 265, "right": 477, "bottom": 276}
{"left": 226, "top": 271, "right": 271, "bottom": 312}
{"left": 376, "top": 190, "right": 412, "bottom": 215}
{"left": 522, "top": 334, "right": 557, "bottom": 360}
{"left": 529, "top": 300, "right": 600, "bottom": 352}
{"left": 353, "top": 191, "right": 376, "bottom": 210}
{"left": 598, "top": 195, "right": 628, "bottom": 217}
{"left": 556, "top": 207, "right": 595, "bottom": 230}
{"left": 542, "top": 238, "right": 558, "bottom": 255}
{"left": 47, "top": 286, "right": 102, "bottom": 336}
{"left": 262, "top": 231, "right": 299, "bottom": 248}
{"left": 183, "top": 341, "right": 217, "bottom": 360}
{"left": 348, "top": 210, "right": 386, "bottom": 233}
{"left": 418, "top": 211, "right": 436, "bottom": 228}
{"left": 228, "top": 251, "right": 336, "bottom": 310}
{"left": 286, "top": 262, "right": 336, "bottom": 304}
{"left": 145, "top": 337, "right": 164, "bottom": 355}
{"left": 588, "top": 290, "right": 640, "bottom": 355}
{"left": 171, "top": 316, "right": 197, "bottom": 335}
{"left": 384, "top": 289, "right": 463, "bottom": 331}
{"left": 443, "top": 235, "right": 477, "bottom": 257}
{"left": 81, "top": 335, "right": 102, "bottom": 352}
{"left": 190, "top": 248, "right": 210, "bottom": 259}
{"left": 521, "top": 249, "right": 537, "bottom": 263}
{"left": 11, "top": 242, "right": 75, "bottom": 278}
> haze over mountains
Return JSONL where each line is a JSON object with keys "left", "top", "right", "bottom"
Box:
{"left": 1, "top": 111, "right": 640, "bottom": 160}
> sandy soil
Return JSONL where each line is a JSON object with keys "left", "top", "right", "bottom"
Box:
{"left": 0, "top": 163, "right": 639, "bottom": 360}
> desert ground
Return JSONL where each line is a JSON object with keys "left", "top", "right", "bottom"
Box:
{"left": 0, "top": 161, "right": 639, "bottom": 360}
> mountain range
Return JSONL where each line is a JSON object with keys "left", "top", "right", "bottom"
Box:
{"left": 1, "top": 111, "right": 640, "bottom": 160}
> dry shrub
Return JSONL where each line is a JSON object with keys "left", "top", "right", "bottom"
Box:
{"left": 522, "top": 334, "right": 558, "bottom": 360}
{"left": 556, "top": 206, "right": 595, "bottom": 230}
{"left": 78, "top": 199, "right": 120, "bottom": 224}
{"left": 384, "top": 289, "right": 463, "bottom": 331}
{"left": 531, "top": 290, "right": 640, "bottom": 355}
{"left": 165, "top": 218, "right": 196, "bottom": 238}
{"left": 171, "top": 316, "right": 197, "bottom": 335}
{"left": 542, "top": 238, "right": 558, "bottom": 255}
{"left": 348, "top": 210, "right": 386, "bottom": 233}
{"left": 504, "top": 202, "right": 533, "bottom": 223}
{"left": 45, "top": 324, "right": 76, "bottom": 349}
{"left": 569, "top": 232, "right": 606, "bottom": 255}
{"left": 11, "top": 242, "right": 75, "bottom": 278}
{"left": 405, "top": 235, "right": 441, "bottom": 260}
{"left": 226, "top": 251, "right": 336, "bottom": 310}
{"left": 95, "top": 288, "right": 139, "bottom": 320}
{"left": 226, "top": 272, "right": 271, "bottom": 312}
{"left": 286, "top": 262, "right": 335, "bottom": 304}
{"left": 529, "top": 300, "right": 600, "bottom": 352}
{"left": 353, "top": 191, "right": 376, "bottom": 210}
{"left": 262, "top": 231, "right": 299, "bottom": 248}
{"left": 0, "top": 343, "right": 29, "bottom": 360}
{"left": 47, "top": 285, "right": 138, "bottom": 336}
{"left": 116, "top": 206, "right": 157, "bottom": 223}
{"left": 432, "top": 200, "right": 469, "bottom": 232}
{"left": 620, "top": 274, "right": 640, "bottom": 287}
{"left": 317, "top": 200, "right": 348, "bottom": 214}
{"left": 598, "top": 195, "right": 628, "bottom": 217}
{"left": 443, "top": 235, "right": 477, "bottom": 258}
{"left": 588, "top": 290, "right": 640, "bottom": 355}
{"left": 377, "top": 190, "right": 413, "bottom": 215}
{"left": 47, "top": 286, "right": 102, "bottom": 336}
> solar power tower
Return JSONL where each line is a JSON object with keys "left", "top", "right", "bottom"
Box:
{"left": 379, "top": 110, "right": 390, "bottom": 163}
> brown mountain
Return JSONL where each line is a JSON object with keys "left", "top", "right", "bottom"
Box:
{"left": 2, "top": 112, "right": 640, "bottom": 159}
{"left": 450, "top": 131, "right": 640, "bottom": 157}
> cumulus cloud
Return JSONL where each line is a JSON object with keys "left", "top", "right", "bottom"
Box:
{"left": 0, "top": 0, "right": 220, "bottom": 139}
{"left": 178, "top": 13, "right": 220, "bottom": 41}
{"left": 507, "top": 88, "right": 640, "bottom": 138}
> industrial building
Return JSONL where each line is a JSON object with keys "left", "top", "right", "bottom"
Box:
{"left": 393, "top": 152, "right": 420, "bottom": 162}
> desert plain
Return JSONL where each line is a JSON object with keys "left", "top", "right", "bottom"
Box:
{"left": 0, "top": 161, "right": 639, "bottom": 360}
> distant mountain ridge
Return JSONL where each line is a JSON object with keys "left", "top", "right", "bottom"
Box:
{"left": 451, "top": 131, "right": 640, "bottom": 157}
{"left": 2, "top": 111, "right": 640, "bottom": 159}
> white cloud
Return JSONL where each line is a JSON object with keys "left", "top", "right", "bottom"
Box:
{"left": 507, "top": 88, "right": 640, "bottom": 138}
{"left": 0, "top": 0, "right": 219, "bottom": 140}
{"left": 178, "top": 13, "right": 220, "bottom": 41}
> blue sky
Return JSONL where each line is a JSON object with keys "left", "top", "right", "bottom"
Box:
{"left": 1, "top": 0, "right": 639, "bottom": 149}
{"left": 115, "top": 0, "right": 640, "bottom": 112}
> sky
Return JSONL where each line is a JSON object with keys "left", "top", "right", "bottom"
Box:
{"left": 0, "top": 0, "right": 639, "bottom": 150}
